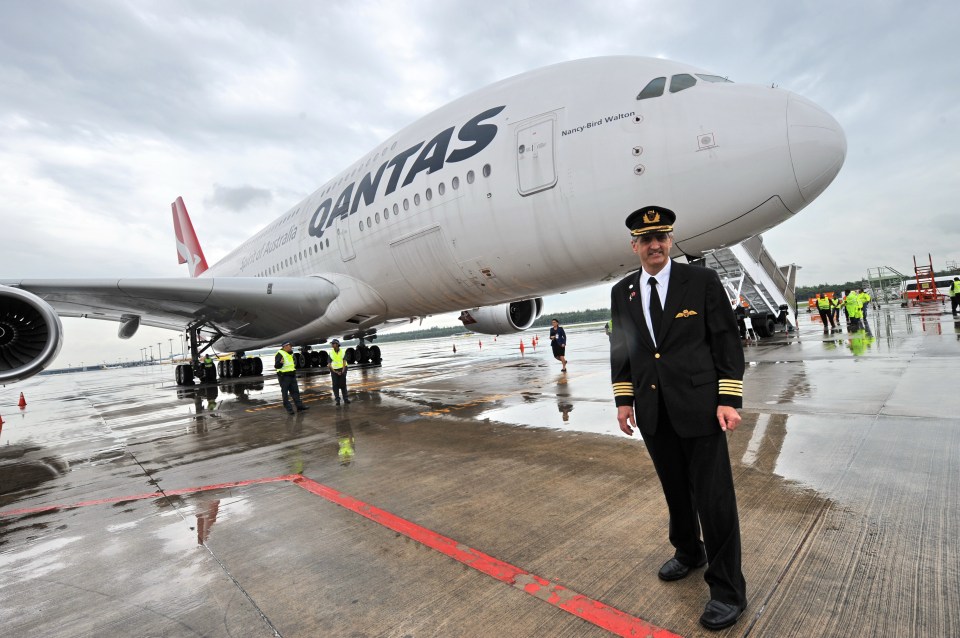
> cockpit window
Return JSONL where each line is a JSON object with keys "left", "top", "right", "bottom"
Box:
{"left": 695, "top": 73, "right": 733, "bottom": 83}
{"left": 669, "top": 74, "right": 697, "bottom": 93}
{"left": 636, "top": 76, "right": 666, "bottom": 100}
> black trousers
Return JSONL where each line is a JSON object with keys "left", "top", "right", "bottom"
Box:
{"left": 278, "top": 373, "right": 302, "bottom": 410}
{"left": 818, "top": 308, "right": 835, "bottom": 329}
{"left": 331, "top": 369, "right": 348, "bottom": 399}
{"left": 640, "top": 403, "right": 747, "bottom": 606}
{"left": 951, "top": 296, "right": 959, "bottom": 314}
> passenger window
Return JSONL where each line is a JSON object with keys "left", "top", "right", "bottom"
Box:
{"left": 438, "top": 182, "right": 445, "bottom": 195}
{"left": 414, "top": 193, "right": 421, "bottom": 206}
{"left": 636, "top": 77, "right": 666, "bottom": 100}
{"left": 669, "top": 74, "right": 697, "bottom": 93}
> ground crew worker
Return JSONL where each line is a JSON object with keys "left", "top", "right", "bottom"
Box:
{"left": 328, "top": 339, "right": 350, "bottom": 405}
{"left": 816, "top": 294, "right": 836, "bottom": 333}
{"left": 605, "top": 319, "right": 613, "bottom": 340}
{"left": 844, "top": 289, "right": 862, "bottom": 331}
{"left": 831, "top": 293, "right": 843, "bottom": 329}
{"left": 858, "top": 289, "right": 872, "bottom": 325}
{"left": 201, "top": 354, "right": 217, "bottom": 383}
{"left": 950, "top": 277, "right": 960, "bottom": 315}
{"left": 274, "top": 342, "right": 308, "bottom": 414}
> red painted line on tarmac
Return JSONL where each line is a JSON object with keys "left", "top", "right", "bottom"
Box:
{"left": 0, "top": 475, "right": 299, "bottom": 517}
{"left": 292, "top": 476, "right": 680, "bottom": 638}
{"left": 2, "top": 473, "right": 681, "bottom": 636}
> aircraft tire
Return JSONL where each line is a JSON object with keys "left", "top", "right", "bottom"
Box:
{"left": 294, "top": 353, "right": 305, "bottom": 369}
{"left": 370, "top": 345, "right": 381, "bottom": 364}
{"left": 318, "top": 351, "right": 329, "bottom": 369}
{"left": 752, "top": 312, "right": 772, "bottom": 338}
{"left": 175, "top": 365, "right": 183, "bottom": 385}
{"left": 345, "top": 347, "right": 356, "bottom": 365}
{"left": 253, "top": 358, "right": 263, "bottom": 375}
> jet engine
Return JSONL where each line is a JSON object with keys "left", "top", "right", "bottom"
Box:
{"left": 0, "top": 286, "right": 64, "bottom": 383}
{"left": 458, "top": 298, "right": 543, "bottom": 335}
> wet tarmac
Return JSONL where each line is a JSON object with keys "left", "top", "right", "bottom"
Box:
{"left": 1, "top": 304, "right": 959, "bottom": 637}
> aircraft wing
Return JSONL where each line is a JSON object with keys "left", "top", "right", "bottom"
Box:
{"left": 2, "top": 276, "right": 342, "bottom": 341}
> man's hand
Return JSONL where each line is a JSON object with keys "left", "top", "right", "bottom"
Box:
{"left": 717, "top": 405, "right": 742, "bottom": 432}
{"left": 617, "top": 405, "right": 637, "bottom": 436}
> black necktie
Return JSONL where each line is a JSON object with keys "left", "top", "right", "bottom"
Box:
{"left": 649, "top": 276, "right": 663, "bottom": 336}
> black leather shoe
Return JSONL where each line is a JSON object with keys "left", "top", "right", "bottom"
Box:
{"left": 657, "top": 557, "right": 706, "bottom": 581}
{"left": 343, "top": 398, "right": 351, "bottom": 404}
{"left": 297, "top": 405, "right": 309, "bottom": 411}
{"left": 286, "top": 409, "right": 295, "bottom": 415}
{"left": 699, "top": 600, "right": 745, "bottom": 631}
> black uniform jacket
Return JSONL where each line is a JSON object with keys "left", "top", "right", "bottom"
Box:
{"left": 610, "top": 261, "right": 744, "bottom": 438}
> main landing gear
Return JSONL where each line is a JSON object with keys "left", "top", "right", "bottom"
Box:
{"left": 173, "top": 322, "right": 264, "bottom": 386}
{"left": 290, "top": 333, "right": 382, "bottom": 371}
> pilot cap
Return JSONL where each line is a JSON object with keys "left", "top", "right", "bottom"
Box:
{"left": 282, "top": 341, "right": 293, "bottom": 347}
{"left": 331, "top": 339, "right": 340, "bottom": 345}
{"left": 625, "top": 206, "right": 676, "bottom": 237}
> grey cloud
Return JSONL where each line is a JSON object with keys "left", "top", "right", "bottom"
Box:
{"left": 205, "top": 184, "right": 274, "bottom": 212}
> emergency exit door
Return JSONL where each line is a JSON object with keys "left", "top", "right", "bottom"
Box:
{"left": 515, "top": 113, "right": 558, "bottom": 196}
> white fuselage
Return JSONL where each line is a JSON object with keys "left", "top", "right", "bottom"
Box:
{"left": 203, "top": 56, "right": 845, "bottom": 347}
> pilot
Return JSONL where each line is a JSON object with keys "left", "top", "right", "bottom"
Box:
{"left": 610, "top": 205, "right": 747, "bottom": 631}
{"left": 328, "top": 339, "right": 350, "bottom": 405}
{"left": 274, "top": 342, "right": 308, "bottom": 414}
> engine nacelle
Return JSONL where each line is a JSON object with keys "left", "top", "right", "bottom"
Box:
{"left": 0, "top": 286, "right": 64, "bottom": 383}
{"left": 458, "top": 298, "right": 544, "bottom": 335}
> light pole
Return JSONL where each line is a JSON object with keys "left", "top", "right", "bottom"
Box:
{"left": 157, "top": 342, "right": 162, "bottom": 364}
{"left": 168, "top": 338, "right": 174, "bottom": 362}
{"left": 149, "top": 345, "right": 153, "bottom": 362}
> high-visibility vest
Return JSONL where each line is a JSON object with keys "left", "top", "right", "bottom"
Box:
{"left": 831, "top": 297, "right": 843, "bottom": 309}
{"left": 858, "top": 292, "right": 871, "bottom": 305}
{"left": 203, "top": 357, "right": 214, "bottom": 368}
{"left": 276, "top": 349, "right": 296, "bottom": 373}
{"left": 330, "top": 349, "right": 346, "bottom": 370}
{"left": 845, "top": 295, "right": 862, "bottom": 319}
{"left": 951, "top": 281, "right": 960, "bottom": 296}
{"left": 817, "top": 296, "right": 831, "bottom": 309}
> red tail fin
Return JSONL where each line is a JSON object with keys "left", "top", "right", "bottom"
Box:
{"left": 171, "top": 197, "right": 209, "bottom": 277}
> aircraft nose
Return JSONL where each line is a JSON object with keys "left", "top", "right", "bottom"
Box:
{"left": 787, "top": 93, "right": 847, "bottom": 204}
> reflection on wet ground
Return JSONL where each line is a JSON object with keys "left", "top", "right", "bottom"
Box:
{"left": 1, "top": 304, "right": 959, "bottom": 636}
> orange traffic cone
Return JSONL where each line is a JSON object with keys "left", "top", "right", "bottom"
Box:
{"left": 18, "top": 392, "right": 27, "bottom": 409}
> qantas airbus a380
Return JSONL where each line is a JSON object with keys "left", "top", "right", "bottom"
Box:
{"left": 0, "top": 56, "right": 845, "bottom": 384}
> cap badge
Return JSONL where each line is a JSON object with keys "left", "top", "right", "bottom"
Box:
{"left": 643, "top": 210, "right": 660, "bottom": 224}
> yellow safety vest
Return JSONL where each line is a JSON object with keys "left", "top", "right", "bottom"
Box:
{"left": 951, "top": 281, "right": 960, "bottom": 296}
{"left": 203, "top": 357, "right": 214, "bottom": 368}
{"left": 277, "top": 349, "right": 296, "bottom": 373}
{"left": 330, "top": 349, "right": 346, "bottom": 370}
{"left": 817, "top": 297, "right": 831, "bottom": 309}
{"left": 844, "top": 295, "right": 862, "bottom": 319}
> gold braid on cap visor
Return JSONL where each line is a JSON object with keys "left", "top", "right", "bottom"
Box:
{"left": 630, "top": 225, "right": 674, "bottom": 237}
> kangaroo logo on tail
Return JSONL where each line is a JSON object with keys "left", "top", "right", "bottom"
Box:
{"left": 171, "top": 197, "right": 209, "bottom": 278}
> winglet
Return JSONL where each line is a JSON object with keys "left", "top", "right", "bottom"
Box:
{"left": 171, "top": 197, "right": 209, "bottom": 277}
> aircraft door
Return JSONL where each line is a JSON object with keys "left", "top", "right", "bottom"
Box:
{"left": 335, "top": 213, "right": 356, "bottom": 262}
{"left": 515, "top": 113, "right": 558, "bottom": 196}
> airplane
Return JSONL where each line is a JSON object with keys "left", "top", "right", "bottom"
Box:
{"left": 0, "top": 55, "right": 846, "bottom": 385}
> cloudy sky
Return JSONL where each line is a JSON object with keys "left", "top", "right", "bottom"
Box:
{"left": 2, "top": 0, "right": 958, "bottom": 367}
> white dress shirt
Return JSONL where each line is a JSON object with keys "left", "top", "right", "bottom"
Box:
{"left": 638, "top": 259, "right": 672, "bottom": 347}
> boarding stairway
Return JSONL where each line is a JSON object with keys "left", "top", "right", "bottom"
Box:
{"left": 698, "top": 234, "right": 797, "bottom": 337}
{"left": 866, "top": 266, "right": 907, "bottom": 303}
{"left": 912, "top": 254, "right": 941, "bottom": 304}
